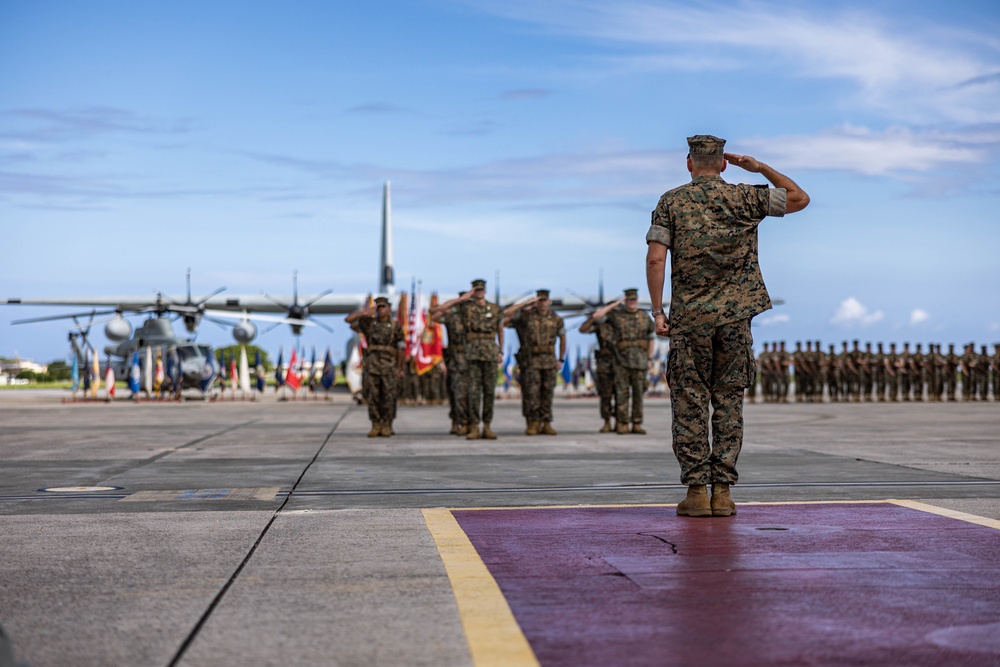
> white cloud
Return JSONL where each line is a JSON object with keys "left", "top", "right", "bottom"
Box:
{"left": 474, "top": 0, "right": 1000, "bottom": 124}
{"left": 739, "top": 124, "right": 987, "bottom": 176}
{"left": 831, "top": 297, "right": 884, "bottom": 326}
{"left": 910, "top": 308, "right": 930, "bottom": 325}
{"left": 756, "top": 313, "right": 791, "bottom": 326}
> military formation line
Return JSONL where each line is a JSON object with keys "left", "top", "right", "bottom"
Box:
{"left": 752, "top": 340, "right": 1000, "bottom": 403}
{"left": 348, "top": 282, "right": 656, "bottom": 438}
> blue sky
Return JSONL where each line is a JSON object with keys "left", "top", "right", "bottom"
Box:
{"left": 2, "top": 0, "right": 999, "bottom": 363}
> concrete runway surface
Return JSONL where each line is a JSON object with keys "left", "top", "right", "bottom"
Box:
{"left": 1, "top": 390, "right": 998, "bottom": 666}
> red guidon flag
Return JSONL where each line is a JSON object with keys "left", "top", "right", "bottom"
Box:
{"left": 285, "top": 348, "right": 302, "bottom": 391}
{"left": 415, "top": 319, "right": 444, "bottom": 375}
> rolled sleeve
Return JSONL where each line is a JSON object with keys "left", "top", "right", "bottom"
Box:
{"left": 767, "top": 188, "right": 787, "bottom": 218}
{"left": 645, "top": 224, "right": 672, "bottom": 246}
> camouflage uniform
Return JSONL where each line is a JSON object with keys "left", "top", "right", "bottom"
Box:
{"left": 420, "top": 363, "right": 445, "bottom": 405}
{"left": 992, "top": 345, "right": 1000, "bottom": 401}
{"left": 861, "top": 343, "right": 875, "bottom": 402}
{"left": 811, "top": 341, "right": 824, "bottom": 402}
{"left": 928, "top": 344, "right": 943, "bottom": 402}
{"left": 442, "top": 306, "right": 469, "bottom": 431}
{"left": 757, "top": 343, "right": 771, "bottom": 402}
{"left": 874, "top": 343, "right": 886, "bottom": 401}
{"left": 511, "top": 305, "right": 565, "bottom": 426}
{"left": 592, "top": 320, "right": 618, "bottom": 420}
{"left": 978, "top": 346, "right": 991, "bottom": 401}
{"left": 846, "top": 341, "right": 862, "bottom": 402}
{"left": 606, "top": 306, "right": 655, "bottom": 427}
{"left": 792, "top": 341, "right": 805, "bottom": 403}
{"left": 647, "top": 135, "right": 786, "bottom": 486}
{"left": 509, "top": 314, "right": 531, "bottom": 419}
{"left": 826, "top": 344, "right": 840, "bottom": 402}
{"left": 776, "top": 342, "right": 791, "bottom": 402}
{"left": 352, "top": 315, "right": 405, "bottom": 424}
{"left": 912, "top": 344, "right": 926, "bottom": 402}
{"left": 886, "top": 343, "right": 900, "bottom": 401}
{"left": 402, "top": 362, "right": 420, "bottom": 405}
{"left": 461, "top": 298, "right": 502, "bottom": 426}
{"left": 899, "top": 343, "right": 913, "bottom": 401}
{"left": 945, "top": 344, "right": 959, "bottom": 401}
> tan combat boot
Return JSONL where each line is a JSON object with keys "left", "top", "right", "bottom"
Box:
{"left": 368, "top": 421, "right": 381, "bottom": 437}
{"left": 449, "top": 420, "right": 460, "bottom": 435}
{"left": 599, "top": 419, "right": 612, "bottom": 433}
{"left": 455, "top": 423, "right": 468, "bottom": 436}
{"left": 540, "top": 422, "right": 557, "bottom": 435}
{"left": 466, "top": 423, "right": 481, "bottom": 440}
{"left": 379, "top": 421, "right": 393, "bottom": 437}
{"left": 482, "top": 423, "right": 498, "bottom": 440}
{"left": 525, "top": 421, "right": 540, "bottom": 436}
{"left": 676, "top": 484, "right": 712, "bottom": 517}
{"left": 631, "top": 423, "right": 646, "bottom": 435}
{"left": 615, "top": 422, "right": 629, "bottom": 435}
{"left": 711, "top": 483, "right": 737, "bottom": 517}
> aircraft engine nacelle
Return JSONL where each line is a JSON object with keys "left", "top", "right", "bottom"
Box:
{"left": 232, "top": 320, "right": 257, "bottom": 344}
{"left": 105, "top": 317, "right": 133, "bottom": 343}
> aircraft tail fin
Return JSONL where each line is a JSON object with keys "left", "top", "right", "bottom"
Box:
{"left": 379, "top": 181, "right": 395, "bottom": 295}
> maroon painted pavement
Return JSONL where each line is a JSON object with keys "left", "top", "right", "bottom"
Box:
{"left": 452, "top": 503, "right": 1000, "bottom": 666}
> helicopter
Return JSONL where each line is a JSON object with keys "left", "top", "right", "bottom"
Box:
{"left": 17, "top": 306, "right": 221, "bottom": 397}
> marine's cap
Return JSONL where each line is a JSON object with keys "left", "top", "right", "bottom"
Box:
{"left": 374, "top": 296, "right": 390, "bottom": 306}
{"left": 536, "top": 289, "right": 550, "bottom": 299}
{"left": 624, "top": 288, "right": 639, "bottom": 299}
{"left": 687, "top": 134, "right": 726, "bottom": 156}
{"left": 471, "top": 279, "right": 486, "bottom": 290}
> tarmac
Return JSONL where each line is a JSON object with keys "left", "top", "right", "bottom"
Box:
{"left": 1, "top": 389, "right": 998, "bottom": 666}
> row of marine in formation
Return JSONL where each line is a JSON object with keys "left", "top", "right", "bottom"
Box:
{"left": 751, "top": 340, "right": 1000, "bottom": 403}
{"left": 345, "top": 281, "right": 659, "bottom": 438}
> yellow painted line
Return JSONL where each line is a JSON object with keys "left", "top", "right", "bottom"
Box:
{"left": 888, "top": 499, "right": 1000, "bottom": 530}
{"left": 422, "top": 508, "right": 540, "bottom": 667}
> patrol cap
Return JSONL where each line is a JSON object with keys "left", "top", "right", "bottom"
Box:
{"left": 374, "top": 296, "right": 390, "bottom": 306}
{"left": 687, "top": 135, "right": 726, "bottom": 156}
{"left": 471, "top": 279, "right": 486, "bottom": 290}
{"left": 623, "top": 288, "right": 639, "bottom": 299}
{"left": 536, "top": 289, "right": 550, "bottom": 299}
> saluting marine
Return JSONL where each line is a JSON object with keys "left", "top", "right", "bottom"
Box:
{"left": 438, "top": 280, "right": 503, "bottom": 439}
{"left": 645, "top": 134, "right": 809, "bottom": 517}
{"left": 606, "top": 288, "right": 655, "bottom": 434}
{"left": 346, "top": 296, "right": 406, "bottom": 437}
{"left": 505, "top": 290, "right": 566, "bottom": 436}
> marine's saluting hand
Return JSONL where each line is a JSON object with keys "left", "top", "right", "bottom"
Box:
{"left": 724, "top": 152, "right": 761, "bottom": 173}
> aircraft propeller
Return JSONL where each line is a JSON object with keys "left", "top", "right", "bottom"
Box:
{"left": 260, "top": 271, "right": 335, "bottom": 336}
{"left": 157, "top": 268, "right": 227, "bottom": 334}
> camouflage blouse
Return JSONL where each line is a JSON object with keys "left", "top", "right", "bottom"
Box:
{"left": 442, "top": 307, "right": 467, "bottom": 362}
{"left": 460, "top": 300, "right": 501, "bottom": 362}
{"left": 511, "top": 309, "right": 565, "bottom": 370}
{"left": 354, "top": 317, "right": 405, "bottom": 375}
{"left": 647, "top": 175, "right": 786, "bottom": 334}
{"left": 606, "top": 310, "right": 654, "bottom": 370}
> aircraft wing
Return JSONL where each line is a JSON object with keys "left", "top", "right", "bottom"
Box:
{"left": 197, "top": 293, "right": 367, "bottom": 315}
{"left": 5, "top": 296, "right": 180, "bottom": 309}
{"left": 5, "top": 293, "right": 368, "bottom": 315}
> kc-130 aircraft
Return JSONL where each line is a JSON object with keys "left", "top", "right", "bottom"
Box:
{"left": 5, "top": 181, "right": 618, "bottom": 393}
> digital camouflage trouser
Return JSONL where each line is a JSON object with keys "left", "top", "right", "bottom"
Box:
{"left": 615, "top": 367, "right": 647, "bottom": 425}
{"left": 595, "top": 358, "right": 616, "bottom": 420}
{"left": 467, "top": 358, "right": 497, "bottom": 424}
{"left": 667, "top": 319, "right": 754, "bottom": 487}
{"left": 522, "top": 367, "right": 557, "bottom": 423}
{"left": 446, "top": 356, "right": 469, "bottom": 426}
{"left": 363, "top": 370, "right": 398, "bottom": 423}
